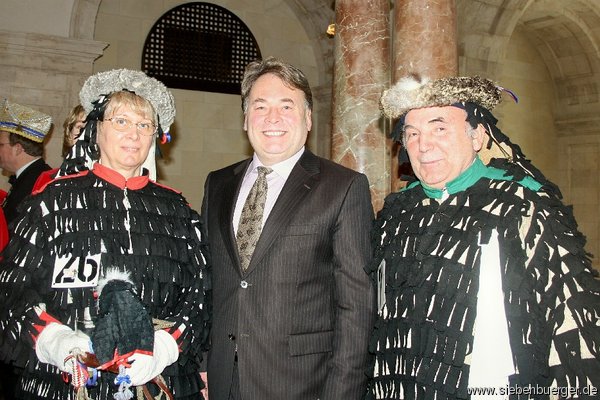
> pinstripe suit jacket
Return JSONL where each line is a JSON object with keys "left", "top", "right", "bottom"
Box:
{"left": 201, "top": 150, "right": 375, "bottom": 400}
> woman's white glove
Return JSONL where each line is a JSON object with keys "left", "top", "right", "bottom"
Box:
{"left": 35, "top": 322, "right": 91, "bottom": 372}
{"left": 125, "top": 329, "right": 179, "bottom": 386}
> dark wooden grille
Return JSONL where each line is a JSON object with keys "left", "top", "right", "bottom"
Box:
{"left": 142, "top": 2, "right": 261, "bottom": 94}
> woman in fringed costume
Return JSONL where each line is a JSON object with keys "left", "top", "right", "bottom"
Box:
{"left": 0, "top": 69, "right": 211, "bottom": 399}
{"left": 366, "top": 75, "right": 600, "bottom": 399}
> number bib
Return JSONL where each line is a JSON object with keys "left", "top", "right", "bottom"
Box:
{"left": 51, "top": 254, "right": 101, "bottom": 288}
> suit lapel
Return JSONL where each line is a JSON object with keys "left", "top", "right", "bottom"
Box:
{"left": 245, "top": 151, "right": 320, "bottom": 274}
{"left": 219, "top": 159, "right": 250, "bottom": 274}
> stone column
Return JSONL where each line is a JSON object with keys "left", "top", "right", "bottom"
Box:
{"left": 312, "top": 83, "right": 333, "bottom": 160}
{"left": 390, "top": 0, "right": 458, "bottom": 191}
{"left": 393, "top": 0, "right": 458, "bottom": 78}
{"left": 331, "top": 0, "right": 391, "bottom": 212}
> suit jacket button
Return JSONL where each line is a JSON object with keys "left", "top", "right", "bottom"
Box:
{"left": 240, "top": 280, "right": 249, "bottom": 289}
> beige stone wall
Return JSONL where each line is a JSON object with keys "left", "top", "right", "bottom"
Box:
{"left": 561, "top": 139, "right": 600, "bottom": 264}
{"left": 493, "top": 25, "right": 599, "bottom": 267}
{"left": 93, "top": 0, "right": 318, "bottom": 210}
{"left": 0, "top": 29, "right": 106, "bottom": 191}
{"left": 495, "top": 25, "right": 560, "bottom": 185}
{"left": 0, "top": 0, "right": 73, "bottom": 37}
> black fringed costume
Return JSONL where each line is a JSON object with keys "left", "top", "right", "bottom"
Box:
{"left": 366, "top": 157, "right": 600, "bottom": 399}
{"left": 0, "top": 163, "right": 211, "bottom": 399}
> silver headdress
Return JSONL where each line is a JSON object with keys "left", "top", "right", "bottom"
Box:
{"left": 58, "top": 69, "right": 175, "bottom": 180}
{"left": 79, "top": 69, "right": 175, "bottom": 133}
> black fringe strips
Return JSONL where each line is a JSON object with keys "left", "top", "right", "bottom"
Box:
{"left": 366, "top": 167, "right": 600, "bottom": 399}
{"left": 0, "top": 170, "right": 211, "bottom": 399}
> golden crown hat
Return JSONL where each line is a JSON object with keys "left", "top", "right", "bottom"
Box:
{"left": 0, "top": 99, "right": 52, "bottom": 143}
{"left": 380, "top": 75, "right": 506, "bottom": 119}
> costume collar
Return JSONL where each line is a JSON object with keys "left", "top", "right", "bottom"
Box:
{"left": 92, "top": 163, "right": 149, "bottom": 190}
{"left": 421, "top": 157, "right": 486, "bottom": 199}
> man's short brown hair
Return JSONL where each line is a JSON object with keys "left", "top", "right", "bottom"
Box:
{"left": 241, "top": 57, "right": 313, "bottom": 113}
{"left": 8, "top": 132, "right": 44, "bottom": 157}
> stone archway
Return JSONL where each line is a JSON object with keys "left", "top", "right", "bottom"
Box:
{"left": 280, "top": 0, "right": 336, "bottom": 155}
{"left": 282, "top": 0, "right": 335, "bottom": 83}
{"left": 458, "top": 0, "right": 600, "bottom": 267}
{"left": 457, "top": 0, "right": 527, "bottom": 78}
{"left": 70, "top": 0, "right": 103, "bottom": 40}
{"left": 458, "top": 0, "right": 600, "bottom": 129}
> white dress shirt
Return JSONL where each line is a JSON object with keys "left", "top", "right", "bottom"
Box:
{"left": 233, "top": 147, "right": 305, "bottom": 235}
{"left": 15, "top": 157, "right": 42, "bottom": 178}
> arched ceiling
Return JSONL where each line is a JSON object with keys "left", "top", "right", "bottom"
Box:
{"left": 521, "top": 0, "right": 600, "bottom": 78}
{"left": 282, "top": 0, "right": 335, "bottom": 86}
{"left": 517, "top": 0, "right": 600, "bottom": 134}
{"left": 519, "top": 0, "right": 600, "bottom": 113}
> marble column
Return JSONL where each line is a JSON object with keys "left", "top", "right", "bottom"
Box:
{"left": 393, "top": 0, "right": 458, "bottom": 78}
{"left": 331, "top": 0, "right": 391, "bottom": 212}
{"left": 391, "top": 0, "right": 458, "bottom": 191}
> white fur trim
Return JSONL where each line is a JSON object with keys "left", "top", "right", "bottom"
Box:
{"left": 381, "top": 75, "right": 430, "bottom": 119}
{"left": 96, "top": 268, "right": 134, "bottom": 296}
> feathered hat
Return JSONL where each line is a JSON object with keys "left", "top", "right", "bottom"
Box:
{"left": 380, "top": 75, "right": 505, "bottom": 120}
{"left": 0, "top": 99, "right": 52, "bottom": 143}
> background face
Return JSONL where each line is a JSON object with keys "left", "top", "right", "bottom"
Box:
{"left": 67, "top": 113, "right": 86, "bottom": 148}
{"left": 404, "top": 106, "right": 483, "bottom": 190}
{"left": 0, "top": 131, "right": 18, "bottom": 173}
{"left": 243, "top": 73, "right": 311, "bottom": 166}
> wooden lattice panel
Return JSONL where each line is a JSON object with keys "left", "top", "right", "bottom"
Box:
{"left": 142, "top": 2, "right": 261, "bottom": 94}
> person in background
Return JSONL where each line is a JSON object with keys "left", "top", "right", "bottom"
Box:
{"left": 0, "top": 69, "right": 211, "bottom": 400}
{"left": 0, "top": 188, "right": 8, "bottom": 399}
{"left": 367, "top": 75, "right": 600, "bottom": 399}
{"left": 0, "top": 189, "right": 6, "bottom": 250}
{"left": 202, "top": 56, "right": 375, "bottom": 400}
{"left": 33, "top": 103, "right": 86, "bottom": 191}
{"left": 62, "top": 103, "right": 86, "bottom": 157}
{"left": 0, "top": 100, "right": 52, "bottom": 225}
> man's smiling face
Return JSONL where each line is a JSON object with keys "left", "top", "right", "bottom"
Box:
{"left": 243, "top": 73, "right": 312, "bottom": 166}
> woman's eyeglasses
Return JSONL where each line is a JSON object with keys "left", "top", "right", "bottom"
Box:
{"left": 103, "top": 117, "right": 157, "bottom": 136}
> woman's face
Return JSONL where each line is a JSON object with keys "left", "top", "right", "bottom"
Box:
{"left": 96, "top": 103, "right": 155, "bottom": 179}
{"left": 67, "top": 112, "right": 86, "bottom": 148}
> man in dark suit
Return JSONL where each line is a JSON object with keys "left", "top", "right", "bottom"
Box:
{"left": 0, "top": 99, "right": 52, "bottom": 398}
{"left": 202, "top": 57, "right": 375, "bottom": 399}
{"left": 0, "top": 100, "right": 52, "bottom": 225}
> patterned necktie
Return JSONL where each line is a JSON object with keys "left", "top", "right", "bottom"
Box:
{"left": 236, "top": 166, "right": 273, "bottom": 271}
